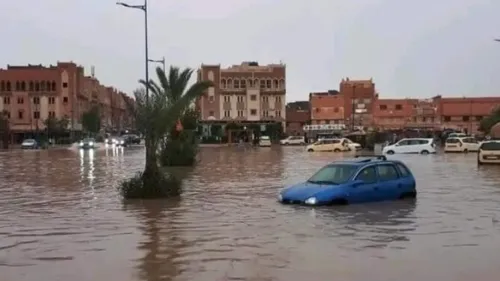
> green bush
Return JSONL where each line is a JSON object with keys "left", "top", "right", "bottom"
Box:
{"left": 119, "top": 171, "right": 182, "bottom": 199}
{"left": 160, "top": 131, "right": 199, "bottom": 166}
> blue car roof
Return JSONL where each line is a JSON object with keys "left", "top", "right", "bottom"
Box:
{"left": 333, "top": 155, "right": 404, "bottom": 166}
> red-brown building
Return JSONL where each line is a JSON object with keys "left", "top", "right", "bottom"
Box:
{"left": 340, "top": 77, "right": 376, "bottom": 128}
{"left": 0, "top": 62, "right": 133, "bottom": 141}
{"left": 310, "top": 90, "right": 344, "bottom": 124}
{"left": 285, "top": 101, "right": 309, "bottom": 135}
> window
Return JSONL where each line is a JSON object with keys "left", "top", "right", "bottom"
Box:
{"left": 276, "top": 96, "right": 281, "bottom": 103}
{"left": 21, "top": 81, "right": 26, "bottom": 91}
{"left": 396, "top": 163, "right": 411, "bottom": 177}
{"left": 250, "top": 95, "right": 256, "bottom": 101}
{"left": 462, "top": 116, "right": 469, "bottom": 122}
{"left": 234, "top": 80, "right": 240, "bottom": 89}
{"left": 376, "top": 165, "right": 399, "bottom": 181}
{"left": 51, "top": 81, "right": 56, "bottom": 91}
{"left": 63, "top": 97, "right": 68, "bottom": 103}
{"left": 48, "top": 97, "right": 55, "bottom": 104}
{"left": 395, "top": 104, "right": 402, "bottom": 110}
{"left": 33, "top": 97, "right": 40, "bottom": 104}
{"left": 334, "top": 107, "right": 339, "bottom": 113}
{"left": 40, "top": 81, "right": 45, "bottom": 91}
{"left": 262, "top": 95, "right": 269, "bottom": 102}
{"left": 62, "top": 82, "right": 68, "bottom": 88}
{"left": 422, "top": 117, "right": 426, "bottom": 122}
{"left": 262, "top": 110, "right": 269, "bottom": 117}
{"left": 480, "top": 141, "right": 500, "bottom": 151}
{"left": 250, "top": 109, "right": 257, "bottom": 115}
{"left": 6, "top": 81, "right": 11, "bottom": 91}
{"left": 475, "top": 116, "right": 483, "bottom": 121}
{"left": 224, "top": 110, "right": 230, "bottom": 117}
{"left": 15, "top": 81, "right": 20, "bottom": 91}
{"left": 396, "top": 140, "right": 410, "bottom": 146}
{"left": 208, "top": 96, "right": 214, "bottom": 102}
{"left": 248, "top": 79, "right": 253, "bottom": 88}
{"left": 18, "top": 110, "right": 24, "bottom": 119}
{"left": 273, "top": 79, "right": 279, "bottom": 89}
{"left": 240, "top": 80, "right": 246, "bottom": 88}
{"left": 35, "top": 82, "right": 39, "bottom": 91}
{"left": 5, "top": 111, "right": 10, "bottom": 118}
{"left": 223, "top": 95, "right": 230, "bottom": 102}
{"left": 260, "top": 80, "right": 266, "bottom": 89}
{"left": 379, "top": 105, "right": 387, "bottom": 110}
{"left": 443, "top": 116, "right": 451, "bottom": 122}
{"left": 276, "top": 110, "right": 281, "bottom": 117}
{"left": 29, "top": 81, "right": 34, "bottom": 91}
{"left": 237, "top": 110, "right": 244, "bottom": 117}
{"left": 33, "top": 111, "right": 40, "bottom": 119}
{"left": 237, "top": 96, "right": 244, "bottom": 102}
{"left": 209, "top": 111, "right": 214, "bottom": 117}
{"left": 17, "top": 97, "right": 24, "bottom": 104}
{"left": 307, "top": 164, "right": 358, "bottom": 184}
{"left": 49, "top": 111, "right": 56, "bottom": 118}
{"left": 3, "top": 97, "right": 10, "bottom": 104}
{"left": 0, "top": 81, "right": 4, "bottom": 91}
{"left": 266, "top": 79, "right": 272, "bottom": 88}
{"left": 355, "top": 166, "right": 377, "bottom": 183}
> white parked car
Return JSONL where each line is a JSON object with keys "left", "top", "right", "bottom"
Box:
{"left": 477, "top": 140, "right": 500, "bottom": 165}
{"left": 21, "top": 139, "right": 38, "bottom": 149}
{"left": 448, "top": 132, "right": 467, "bottom": 138}
{"left": 382, "top": 138, "right": 436, "bottom": 155}
{"left": 280, "top": 136, "right": 305, "bottom": 145}
{"left": 259, "top": 136, "right": 272, "bottom": 147}
{"left": 444, "top": 137, "right": 480, "bottom": 153}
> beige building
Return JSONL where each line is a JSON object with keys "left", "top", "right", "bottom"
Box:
{"left": 196, "top": 61, "right": 286, "bottom": 128}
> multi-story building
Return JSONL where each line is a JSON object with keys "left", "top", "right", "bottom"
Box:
{"left": 340, "top": 77, "right": 377, "bottom": 129}
{"left": 285, "top": 101, "right": 310, "bottom": 136}
{"left": 310, "top": 90, "right": 345, "bottom": 125}
{"left": 196, "top": 61, "right": 286, "bottom": 130}
{"left": 0, "top": 62, "right": 132, "bottom": 142}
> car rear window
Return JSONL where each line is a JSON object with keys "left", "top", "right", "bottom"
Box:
{"left": 480, "top": 142, "right": 500, "bottom": 151}
{"left": 396, "top": 163, "right": 411, "bottom": 177}
{"left": 446, "top": 138, "right": 460, "bottom": 143}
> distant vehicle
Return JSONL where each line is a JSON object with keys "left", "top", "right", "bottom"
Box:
{"left": 382, "top": 138, "right": 436, "bottom": 155}
{"left": 79, "top": 138, "right": 96, "bottom": 149}
{"left": 444, "top": 137, "right": 480, "bottom": 153}
{"left": 306, "top": 138, "right": 349, "bottom": 152}
{"left": 338, "top": 138, "right": 362, "bottom": 151}
{"left": 477, "top": 141, "right": 500, "bottom": 165}
{"left": 123, "top": 134, "right": 141, "bottom": 144}
{"left": 259, "top": 136, "right": 272, "bottom": 147}
{"left": 447, "top": 132, "right": 467, "bottom": 139}
{"left": 21, "top": 139, "right": 38, "bottom": 149}
{"left": 278, "top": 155, "right": 416, "bottom": 205}
{"left": 280, "top": 136, "right": 305, "bottom": 145}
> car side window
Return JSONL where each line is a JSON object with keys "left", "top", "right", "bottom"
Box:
{"left": 397, "top": 140, "right": 409, "bottom": 146}
{"left": 377, "top": 165, "right": 399, "bottom": 181}
{"left": 355, "top": 166, "right": 377, "bottom": 183}
{"left": 396, "top": 163, "right": 410, "bottom": 177}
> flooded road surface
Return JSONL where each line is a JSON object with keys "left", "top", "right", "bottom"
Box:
{"left": 1, "top": 146, "right": 500, "bottom": 281}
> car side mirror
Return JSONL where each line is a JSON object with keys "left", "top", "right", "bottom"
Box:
{"left": 351, "top": 180, "right": 365, "bottom": 187}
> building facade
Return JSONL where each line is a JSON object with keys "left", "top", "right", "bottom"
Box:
{"left": 340, "top": 77, "right": 377, "bottom": 129}
{"left": 196, "top": 61, "right": 286, "bottom": 129}
{"left": 285, "top": 101, "right": 310, "bottom": 135}
{"left": 0, "top": 62, "right": 133, "bottom": 141}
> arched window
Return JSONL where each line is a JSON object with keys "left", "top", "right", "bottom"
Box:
{"left": 279, "top": 79, "right": 285, "bottom": 89}
{"left": 0, "top": 81, "right": 4, "bottom": 91}
{"left": 221, "top": 79, "right": 226, "bottom": 88}
{"left": 248, "top": 79, "right": 253, "bottom": 88}
{"left": 35, "top": 81, "right": 40, "bottom": 91}
{"left": 40, "top": 81, "right": 45, "bottom": 91}
{"left": 234, "top": 79, "right": 240, "bottom": 89}
{"left": 273, "top": 79, "right": 279, "bottom": 89}
{"left": 21, "top": 81, "right": 26, "bottom": 91}
{"left": 51, "top": 81, "right": 56, "bottom": 91}
{"left": 254, "top": 79, "right": 259, "bottom": 87}
{"left": 29, "top": 81, "right": 34, "bottom": 91}
{"left": 46, "top": 81, "right": 51, "bottom": 91}
{"left": 6, "top": 81, "right": 11, "bottom": 91}
{"left": 266, "top": 79, "right": 272, "bottom": 89}
{"left": 227, "top": 79, "right": 233, "bottom": 88}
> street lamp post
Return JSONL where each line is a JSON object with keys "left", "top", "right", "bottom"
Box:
{"left": 116, "top": 0, "right": 149, "bottom": 101}
{"left": 148, "top": 57, "right": 165, "bottom": 72}
{"left": 351, "top": 85, "right": 356, "bottom": 131}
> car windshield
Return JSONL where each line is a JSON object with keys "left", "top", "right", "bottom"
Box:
{"left": 23, "top": 139, "right": 35, "bottom": 143}
{"left": 307, "top": 164, "right": 358, "bottom": 185}
{"left": 82, "top": 138, "right": 95, "bottom": 142}
{"left": 480, "top": 142, "right": 500, "bottom": 150}
{"left": 261, "top": 136, "right": 270, "bottom": 140}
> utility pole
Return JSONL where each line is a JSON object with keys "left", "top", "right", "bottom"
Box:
{"left": 351, "top": 84, "right": 356, "bottom": 131}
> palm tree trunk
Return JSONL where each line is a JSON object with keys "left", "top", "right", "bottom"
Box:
{"left": 142, "top": 136, "right": 161, "bottom": 189}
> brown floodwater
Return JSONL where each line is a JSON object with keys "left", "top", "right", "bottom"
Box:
{"left": 1, "top": 146, "right": 500, "bottom": 281}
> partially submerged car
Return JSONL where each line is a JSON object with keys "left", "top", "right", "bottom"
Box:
{"left": 79, "top": 138, "right": 96, "bottom": 149}
{"left": 278, "top": 155, "right": 416, "bottom": 206}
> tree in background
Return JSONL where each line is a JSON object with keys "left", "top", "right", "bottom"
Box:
{"left": 141, "top": 66, "right": 212, "bottom": 167}
{"left": 119, "top": 66, "right": 213, "bottom": 199}
{"left": 0, "top": 110, "right": 10, "bottom": 149}
{"left": 479, "top": 107, "right": 500, "bottom": 134}
{"left": 81, "top": 106, "right": 101, "bottom": 135}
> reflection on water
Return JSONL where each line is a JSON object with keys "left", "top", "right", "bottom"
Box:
{"left": 1, "top": 147, "right": 500, "bottom": 281}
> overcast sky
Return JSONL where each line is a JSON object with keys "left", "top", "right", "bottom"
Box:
{"left": 1, "top": 0, "right": 500, "bottom": 101}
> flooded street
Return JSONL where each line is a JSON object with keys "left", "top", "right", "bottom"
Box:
{"left": 1, "top": 146, "right": 500, "bottom": 281}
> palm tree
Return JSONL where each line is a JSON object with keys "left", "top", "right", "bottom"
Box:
{"left": 0, "top": 110, "right": 9, "bottom": 149}
{"left": 140, "top": 66, "right": 210, "bottom": 167}
{"left": 121, "top": 66, "right": 212, "bottom": 198}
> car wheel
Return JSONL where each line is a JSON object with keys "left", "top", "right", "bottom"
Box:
{"left": 334, "top": 148, "right": 341, "bottom": 152}
{"left": 387, "top": 150, "right": 395, "bottom": 155}
{"left": 420, "top": 150, "right": 429, "bottom": 155}
{"left": 329, "top": 198, "right": 348, "bottom": 205}
{"left": 307, "top": 149, "right": 314, "bottom": 152}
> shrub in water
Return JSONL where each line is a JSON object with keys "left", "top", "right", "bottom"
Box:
{"left": 119, "top": 171, "right": 182, "bottom": 199}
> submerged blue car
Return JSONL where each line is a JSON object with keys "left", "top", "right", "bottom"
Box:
{"left": 278, "top": 156, "right": 416, "bottom": 206}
